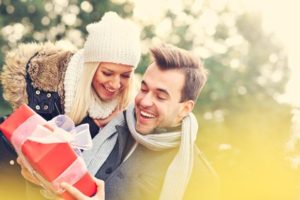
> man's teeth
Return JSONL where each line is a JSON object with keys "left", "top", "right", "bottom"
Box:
{"left": 141, "top": 111, "right": 155, "bottom": 118}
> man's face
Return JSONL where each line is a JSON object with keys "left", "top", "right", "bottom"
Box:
{"left": 135, "top": 63, "right": 190, "bottom": 134}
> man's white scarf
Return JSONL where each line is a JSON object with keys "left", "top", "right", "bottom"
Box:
{"left": 126, "top": 104, "right": 198, "bottom": 200}
{"left": 83, "top": 103, "right": 198, "bottom": 200}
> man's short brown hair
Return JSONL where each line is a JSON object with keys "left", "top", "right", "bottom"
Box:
{"left": 150, "top": 43, "right": 207, "bottom": 102}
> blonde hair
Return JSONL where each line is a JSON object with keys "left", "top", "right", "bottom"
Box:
{"left": 68, "top": 62, "right": 135, "bottom": 124}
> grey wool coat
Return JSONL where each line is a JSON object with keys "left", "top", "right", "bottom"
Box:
{"left": 96, "top": 119, "right": 220, "bottom": 200}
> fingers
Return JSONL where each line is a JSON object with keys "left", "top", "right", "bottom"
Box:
{"left": 94, "top": 178, "right": 105, "bottom": 200}
{"left": 21, "top": 167, "right": 40, "bottom": 185}
{"left": 16, "top": 156, "right": 22, "bottom": 165}
{"left": 60, "top": 179, "right": 105, "bottom": 200}
{"left": 16, "top": 156, "right": 40, "bottom": 185}
{"left": 60, "top": 182, "right": 85, "bottom": 200}
{"left": 95, "top": 178, "right": 105, "bottom": 188}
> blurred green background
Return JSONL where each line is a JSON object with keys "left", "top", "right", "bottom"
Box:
{"left": 0, "top": 0, "right": 299, "bottom": 199}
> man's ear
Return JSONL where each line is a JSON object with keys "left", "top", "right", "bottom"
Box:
{"left": 179, "top": 100, "right": 195, "bottom": 119}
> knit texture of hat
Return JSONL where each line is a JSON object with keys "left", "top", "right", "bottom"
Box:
{"left": 83, "top": 12, "right": 141, "bottom": 68}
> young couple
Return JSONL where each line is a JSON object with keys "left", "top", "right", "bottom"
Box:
{"left": 1, "top": 12, "right": 218, "bottom": 200}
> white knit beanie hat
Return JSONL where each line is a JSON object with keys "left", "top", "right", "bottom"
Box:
{"left": 83, "top": 12, "right": 141, "bottom": 68}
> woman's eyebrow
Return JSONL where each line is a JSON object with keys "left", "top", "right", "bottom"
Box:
{"left": 101, "top": 66, "right": 114, "bottom": 72}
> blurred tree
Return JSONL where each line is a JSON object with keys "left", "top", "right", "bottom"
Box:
{"left": 0, "top": 1, "right": 289, "bottom": 114}
{"left": 0, "top": 1, "right": 295, "bottom": 199}
{"left": 0, "top": 0, "right": 133, "bottom": 116}
{"left": 134, "top": 2, "right": 289, "bottom": 112}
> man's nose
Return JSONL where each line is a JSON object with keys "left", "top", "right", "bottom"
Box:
{"left": 140, "top": 92, "right": 154, "bottom": 107}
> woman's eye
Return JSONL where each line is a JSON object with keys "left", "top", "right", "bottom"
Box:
{"left": 103, "top": 71, "right": 112, "bottom": 76}
{"left": 121, "top": 74, "right": 131, "bottom": 78}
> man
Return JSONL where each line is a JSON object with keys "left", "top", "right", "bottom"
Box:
{"left": 66, "top": 43, "right": 219, "bottom": 200}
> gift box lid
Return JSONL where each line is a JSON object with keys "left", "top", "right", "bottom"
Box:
{"left": 0, "top": 104, "right": 44, "bottom": 141}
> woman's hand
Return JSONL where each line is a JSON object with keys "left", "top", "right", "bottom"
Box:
{"left": 59, "top": 178, "right": 105, "bottom": 200}
{"left": 16, "top": 156, "right": 40, "bottom": 185}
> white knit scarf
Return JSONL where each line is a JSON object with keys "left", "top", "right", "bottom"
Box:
{"left": 126, "top": 104, "right": 198, "bottom": 200}
{"left": 88, "top": 89, "right": 119, "bottom": 119}
{"left": 64, "top": 49, "right": 119, "bottom": 120}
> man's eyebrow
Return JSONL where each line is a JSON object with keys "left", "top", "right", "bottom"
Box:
{"left": 141, "top": 80, "right": 170, "bottom": 96}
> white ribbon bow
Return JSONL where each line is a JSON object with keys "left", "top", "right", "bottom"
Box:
{"left": 27, "top": 115, "right": 93, "bottom": 152}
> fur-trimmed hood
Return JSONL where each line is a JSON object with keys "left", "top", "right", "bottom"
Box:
{"left": 0, "top": 42, "right": 74, "bottom": 110}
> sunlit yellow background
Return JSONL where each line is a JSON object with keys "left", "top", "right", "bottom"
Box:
{"left": 0, "top": 0, "right": 300, "bottom": 200}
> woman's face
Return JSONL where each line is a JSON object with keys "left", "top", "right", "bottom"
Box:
{"left": 92, "top": 62, "right": 133, "bottom": 102}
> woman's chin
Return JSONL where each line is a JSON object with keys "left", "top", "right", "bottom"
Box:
{"left": 99, "top": 94, "right": 118, "bottom": 102}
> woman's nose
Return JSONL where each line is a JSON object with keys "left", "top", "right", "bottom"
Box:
{"left": 109, "top": 76, "right": 121, "bottom": 89}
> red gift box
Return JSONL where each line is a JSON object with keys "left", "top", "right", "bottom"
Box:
{"left": 0, "top": 104, "right": 46, "bottom": 144}
{"left": 22, "top": 139, "right": 97, "bottom": 200}
{"left": 0, "top": 104, "right": 97, "bottom": 199}
{"left": 22, "top": 140, "right": 78, "bottom": 181}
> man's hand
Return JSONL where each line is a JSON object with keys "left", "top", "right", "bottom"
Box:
{"left": 59, "top": 178, "right": 105, "bottom": 200}
{"left": 16, "top": 156, "right": 40, "bottom": 185}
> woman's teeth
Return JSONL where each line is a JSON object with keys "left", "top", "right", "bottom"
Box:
{"left": 105, "top": 86, "right": 116, "bottom": 93}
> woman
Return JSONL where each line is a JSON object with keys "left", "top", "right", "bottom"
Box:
{"left": 0, "top": 11, "right": 141, "bottom": 199}
{"left": 1, "top": 11, "right": 140, "bottom": 133}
